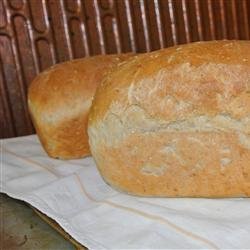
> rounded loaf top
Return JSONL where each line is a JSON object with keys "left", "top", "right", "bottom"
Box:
{"left": 89, "top": 40, "right": 250, "bottom": 126}
{"left": 28, "top": 54, "right": 132, "bottom": 124}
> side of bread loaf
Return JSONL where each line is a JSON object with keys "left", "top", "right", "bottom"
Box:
{"left": 28, "top": 54, "right": 132, "bottom": 159}
{"left": 88, "top": 40, "right": 250, "bottom": 197}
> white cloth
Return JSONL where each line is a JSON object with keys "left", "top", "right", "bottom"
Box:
{"left": 1, "top": 135, "right": 250, "bottom": 249}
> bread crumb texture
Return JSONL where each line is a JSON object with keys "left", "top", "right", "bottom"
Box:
{"left": 88, "top": 41, "right": 250, "bottom": 197}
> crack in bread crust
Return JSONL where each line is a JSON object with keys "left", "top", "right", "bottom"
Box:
{"left": 90, "top": 104, "right": 250, "bottom": 147}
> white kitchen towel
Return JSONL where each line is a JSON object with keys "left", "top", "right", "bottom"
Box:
{"left": 1, "top": 135, "right": 250, "bottom": 249}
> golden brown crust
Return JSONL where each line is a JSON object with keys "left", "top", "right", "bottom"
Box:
{"left": 28, "top": 54, "right": 133, "bottom": 159}
{"left": 88, "top": 40, "right": 250, "bottom": 197}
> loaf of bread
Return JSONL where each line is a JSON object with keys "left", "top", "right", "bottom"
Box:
{"left": 88, "top": 40, "right": 250, "bottom": 197}
{"left": 28, "top": 54, "right": 133, "bottom": 159}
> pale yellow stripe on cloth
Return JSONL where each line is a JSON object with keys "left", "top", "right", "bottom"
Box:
{"left": 74, "top": 175, "right": 219, "bottom": 249}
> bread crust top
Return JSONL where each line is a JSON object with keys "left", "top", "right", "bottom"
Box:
{"left": 89, "top": 41, "right": 250, "bottom": 126}
{"left": 29, "top": 54, "right": 131, "bottom": 124}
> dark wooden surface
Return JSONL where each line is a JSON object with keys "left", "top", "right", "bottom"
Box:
{"left": 0, "top": 193, "right": 76, "bottom": 250}
{"left": 1, "top": 0, "right": 250, "bottom": 138}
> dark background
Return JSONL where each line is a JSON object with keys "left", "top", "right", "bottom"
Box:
{"left": 1, "top": 0, "right": 250, "bottom": 138}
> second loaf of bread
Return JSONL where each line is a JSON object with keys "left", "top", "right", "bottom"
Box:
{"left": 28, "top": 54, "right": 132, "bottom": 159}
{"left": 88, "top": 40, "right": 250, "bottom": 197}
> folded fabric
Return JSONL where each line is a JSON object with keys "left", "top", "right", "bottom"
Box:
{"left": 1, "top": 135, "right": 250, "bottom": 249}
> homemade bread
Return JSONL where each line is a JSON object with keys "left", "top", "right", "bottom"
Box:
{"left": 88, "top": 40, "right": 250, "bottom": 197}
{"left": 28, "top": 54, "right": 132, "bottom": 159}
